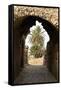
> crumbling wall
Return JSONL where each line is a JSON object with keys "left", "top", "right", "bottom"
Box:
{"left": 14, "top": 6, "right": 58, "bottom": 28}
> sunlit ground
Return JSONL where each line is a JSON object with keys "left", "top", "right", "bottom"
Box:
{"left": 28, "top": 56, "right": 44, "bottom": 65}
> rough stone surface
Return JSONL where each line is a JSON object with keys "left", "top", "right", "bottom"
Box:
{"left": 14, "top": 65, "right": 57, "bottom": 84}
{"left": 14, "top": 6, "right": 59, "bottom": 28}
{"left": 13, "top": 6, "right": 59, "bottom": 82}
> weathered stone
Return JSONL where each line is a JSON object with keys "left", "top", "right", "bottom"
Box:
{"left": 14, "top": 6, "right": 58, "bottom": 28}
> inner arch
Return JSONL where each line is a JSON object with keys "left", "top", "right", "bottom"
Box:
{"left": 25, "top": 20, "right": 50, "bottom": 66}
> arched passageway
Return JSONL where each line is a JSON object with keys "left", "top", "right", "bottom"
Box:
{"left": 25, "top": 20, "right": 50, "bottom": 66}
{"left": 14, "top": 16, "right": 59, "bottom": 84}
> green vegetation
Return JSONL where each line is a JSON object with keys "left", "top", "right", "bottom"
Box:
{"left": 30, "top": 25, "right": 45, "bottom": 58}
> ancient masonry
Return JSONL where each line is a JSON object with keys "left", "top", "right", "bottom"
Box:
{"left": 13, "top": 5, "right": 59, "bottom": 81}
{"left": 14, "top": 6, "right": 59, "bottom": 28}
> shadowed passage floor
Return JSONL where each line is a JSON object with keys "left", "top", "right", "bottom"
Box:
{"left": 14, "top": 65, "right": 57, "bottom": 84}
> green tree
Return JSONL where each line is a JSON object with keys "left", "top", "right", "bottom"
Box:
{"left": 30, "top": 25, "right": 44, "bottom": 58}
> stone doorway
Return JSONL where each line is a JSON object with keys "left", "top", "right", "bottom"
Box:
{"left": 14, "top": 15, "right": 59, "bottom": 84}
{"left": 24, "top": 20, "right": 50, "bottom": 66}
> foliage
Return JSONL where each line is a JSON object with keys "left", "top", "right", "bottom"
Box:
{"left": 30, "top": 25, "right": 44, "bottom": 58}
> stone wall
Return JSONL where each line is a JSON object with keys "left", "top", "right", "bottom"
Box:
{"left": 14, "top": 6, "right": 59, "bottom": 28}
{"left": 13, "top": 6, "right": 59, "bottom": 80}
{"left": 24, "top": 46, "right": 28, "bottom": 64}
{"left": 47, "top": 42, "right": 59, "bottom": 80}
{"left": 13, "top": 25, "right": 21, "bottom": 79}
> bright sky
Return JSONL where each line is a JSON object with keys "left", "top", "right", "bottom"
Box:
{"left": 25, "top": 21, "right": 50, "bottom": 49}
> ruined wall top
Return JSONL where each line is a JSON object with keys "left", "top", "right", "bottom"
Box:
{"left": 14, "top": 6, "right": 59, "bottom": 28}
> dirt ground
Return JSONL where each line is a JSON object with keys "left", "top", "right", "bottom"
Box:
{"left": 28, "top": 56, "right": 44, "bottom": 65}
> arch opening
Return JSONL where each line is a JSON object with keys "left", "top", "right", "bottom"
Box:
{"left": 25, "top": 20, "right": 50, "bottom": 66}
{"left": 19, "top": 16, "right": 58, "bottom": 80}
{"left": 14, "top": 15, "right": 59, "bottom": 83}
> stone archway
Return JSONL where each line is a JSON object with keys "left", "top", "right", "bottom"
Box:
{"left": 14, "top": 15, "right": 59, "bottom": 82}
